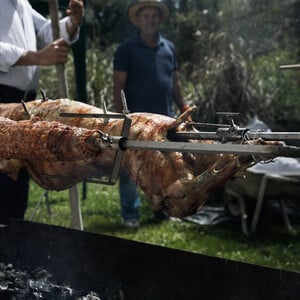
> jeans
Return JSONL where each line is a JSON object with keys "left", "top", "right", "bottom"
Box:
{"left": 119, "top": 170, "right": 140, "bottom": 221}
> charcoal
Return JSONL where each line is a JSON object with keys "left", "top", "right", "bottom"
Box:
{"left": 0, "top": 262, "right": 101, "bottom": 299}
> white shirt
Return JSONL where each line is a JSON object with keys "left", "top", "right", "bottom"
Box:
{"left": 0, "top": 0, "right": 79, "bottom": 91}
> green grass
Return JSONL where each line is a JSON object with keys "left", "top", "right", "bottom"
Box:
{"left": 26, "top": 181, "right": 300, "bottom": 273}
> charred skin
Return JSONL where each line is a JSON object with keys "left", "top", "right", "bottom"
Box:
{"left": 0, "top": 115, "right": 116, "bottom": 191}
{"left": 0, "top": 99, "right": 117, "bottom": 190}
{"left": 0, "top": 117, "right": 105, "bottom": 161}
{"left": 0, "top": 99, "right": 263, "bottom": 217}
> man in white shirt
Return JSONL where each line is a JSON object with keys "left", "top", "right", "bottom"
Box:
{"left": 0, "top": 0, "right": 84, "bottom": 225}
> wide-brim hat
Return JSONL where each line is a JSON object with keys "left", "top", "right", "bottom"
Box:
{"left": 128, "top": 0, "right": 170, "bottom": 26}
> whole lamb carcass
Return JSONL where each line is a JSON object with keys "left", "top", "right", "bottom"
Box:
{"left": 0, "top": 98, "right": 265, "bottom": 217}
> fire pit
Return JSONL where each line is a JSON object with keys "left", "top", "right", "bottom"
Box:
{"left": 0, "top": 262, "right": 100, "bottom": 299}
{"left": 0, "top": 219, "right": 299, "bottom": 299}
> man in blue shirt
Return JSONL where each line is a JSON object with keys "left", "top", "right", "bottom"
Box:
{"left": 113, "top": 0, "right": 189, "bottom": 229}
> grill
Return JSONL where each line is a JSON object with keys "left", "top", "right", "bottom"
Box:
{"left": 0, "top": 219, "right": 299, "bottom": 300}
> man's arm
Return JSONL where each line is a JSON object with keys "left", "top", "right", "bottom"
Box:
{"left": 113, "top": 71, "right": 128, "bottom": 113}
{"left": 15, "top": 39, "right": 69, "bottom": 66}
{"left": 172, "top": 71, "right": 189, "bottom": 113}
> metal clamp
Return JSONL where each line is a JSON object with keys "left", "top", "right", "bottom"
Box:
{"left": 47, "top": 112, "right": 132, "bottom": 185}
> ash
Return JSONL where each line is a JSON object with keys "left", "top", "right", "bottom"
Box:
{"left": 0, "top": 262, "right": 101, "bottom": 300}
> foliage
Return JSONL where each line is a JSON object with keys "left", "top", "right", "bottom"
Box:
{"left": 26, "top": 181, "right": 300, "bottom": 272}
{"left": 160, "top": 3, "right": 300, "bottom": 127}
{"left": 87, "top": 0, "right": 136, "bottom": 47}
{"left": 38, "top": 45, "right": 116, "bottom": 109}
{"left": 85, "top": 44, "right": 116, "bottom": 109}
{"left": 163, "top": 10, "right": 257, "bottom": 124}
{"left": 38, "top": 56, "right": 77, "bottom": 100}
{"left": 189, "top": 32, "right": 257, "bottom": 124}
{"left": 250, "top": 50, "right": 300, "bottom": 129}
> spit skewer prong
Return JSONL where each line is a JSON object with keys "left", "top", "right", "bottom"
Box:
{"left": 121, "top": 90, "right": 130, "bottom": 115}
{"left": 101, "top": 96, "right": 109, "bottom": 124}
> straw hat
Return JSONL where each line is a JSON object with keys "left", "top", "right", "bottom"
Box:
{"left": 128, "top": 0, "right": 170, "bottom": 26}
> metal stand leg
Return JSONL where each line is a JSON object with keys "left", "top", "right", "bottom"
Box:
{"left": 82, "top": 182, "right": 87, "bottom": 200}
{"left": 251, "top": 175, "right": 268, "bottom": 234}
{"left": 225, "top": 188, "right": 249, "bottom": 236}
{"left": 45, "top": 191, "right": 53, "bottom": 216}
{"left": 69, "top": 185, "right": 83, "bottom": 230}
{"left": 251, "top": 174, "right": 298, "bottom": 233}
{"left": 238, "top": 195, "right": 249, "bottom": 236}
{"left": 30, "top": 187, "right": 83, "bottom": 230}
{"left": 30, "top": 190, "right": 52, "bottom": 221}
{"left": 279, "top": 199, "right": 293, "bottom": 232}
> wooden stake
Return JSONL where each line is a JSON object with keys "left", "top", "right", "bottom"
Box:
{"left": 48, "top": 0, "right": 83, "bottom": 230}
{"left": 49, "top": 0, "right": 69, "bottom": 98}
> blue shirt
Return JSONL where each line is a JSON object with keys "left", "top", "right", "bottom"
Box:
{"left": 114, "top": 32, "right": 177, "bottom": 117}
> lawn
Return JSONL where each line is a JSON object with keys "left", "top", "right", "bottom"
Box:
{"left": 26, "top": 180, "right": 300, "bottom": 273}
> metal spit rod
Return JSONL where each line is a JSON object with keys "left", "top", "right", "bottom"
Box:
{"left": 80, "top": 133, "right": 300, "bottom": 158}
{"left": 60, "top": 112, "right": 300, "bottom": 159}
{"left": 168, "top": 131, "right": 300, "bottom": 141}
{"left": 120, "top": 140, "right": 300, "bottom": 158}
{"left": 279, "top": 64, "right": 300, "bottom": 70}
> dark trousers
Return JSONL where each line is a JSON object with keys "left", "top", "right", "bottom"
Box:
{"left": 0, "top": 84, "right": 36, "bottom": 224}
{"left": 0, "top": 170, "right": 29, "bottom": 224}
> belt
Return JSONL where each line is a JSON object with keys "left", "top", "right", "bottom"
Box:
{"left": 0, "top": 84, "right": 36, "bottom": 103}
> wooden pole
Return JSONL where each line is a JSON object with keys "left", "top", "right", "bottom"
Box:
{"left": 49, "top": 0, "right": 69, "bottom": 98}
{"left": 48, "top": 0, "right": 83, "bottom": 230}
